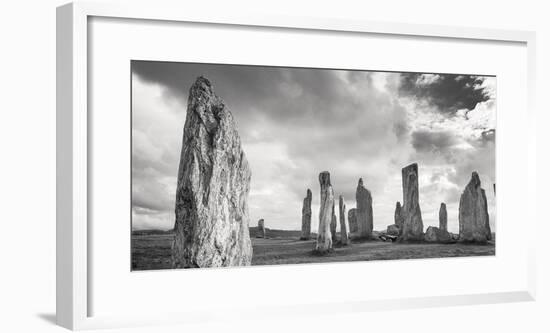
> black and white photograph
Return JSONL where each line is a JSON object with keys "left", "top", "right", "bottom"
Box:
{"left": 131, "top": 61, "right": 496, "bottom": 270}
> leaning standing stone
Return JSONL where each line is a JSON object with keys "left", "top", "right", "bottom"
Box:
{"left": 339, "top": 195, "right": 349, "bottom": 245}
{"left": 439, "top": 203, "right": 447, "bottom": 232}
{"left": 172, "top": 76, "right": 252, "bottom": 268}
{"left": 398, "top": 163, "right": 424, "bottom": 242}
{"left": 355, "top": 178, "right": 373, "bottom": 239}
{"left": 300, "top": 189, "right": 312, "bottom": 240}
{"left": 257, "top": 219, "right": 266, "bottom": 238}
{"left": 459, "top": 172, "right": 492, "bottom": 242}
{"left": 315, "top": 171, "right": 334, "bottom": 253}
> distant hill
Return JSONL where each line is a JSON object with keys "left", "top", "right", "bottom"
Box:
{"left": 249, "top": 226, "right": 317, "bottom": 239}
{"left": 132, "top": 229, "right": 174, "bottom": 236}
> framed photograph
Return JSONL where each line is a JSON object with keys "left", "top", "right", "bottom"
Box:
{"left": 57, "top": 1, "right": 537, "bottom": 330}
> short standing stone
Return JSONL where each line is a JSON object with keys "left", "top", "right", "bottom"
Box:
{"left": 355, "top": 178, "right": 373, "bottom": 238}
{"left": 439, "top": 203, "right": 447, "bottom": 232}
{"left": 348, "top": 208, "right": 358, "bottom": 234}
{"left": 459, "top": 172, "right": 492, "bottom": 242}
{"left": 339, "top": 195, "right": 349, "bottom": 245}
{"left": 316, "top": 171, "right": 334, "bottom": 253}
{"left": 172, "top": 77, "right": 252, "bottom": 268}
{"left": 398, "top": 163, "right": 424, "bottom": 242}
{"left": 257, "top": 219, "right": 265, "bottom": 238}
{"left": 330, "top": 201, "right": 338, "bottom": 243}
{"left": 300, "top": 189, "right": 312, "bottom": 240}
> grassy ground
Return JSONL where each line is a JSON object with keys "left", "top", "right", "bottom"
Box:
{"left": 131, "top": 228, "right": 495, "bottom": 271}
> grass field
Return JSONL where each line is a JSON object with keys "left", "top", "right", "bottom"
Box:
{"left": 131, "top": 227, "right": 495, "bottom": 271}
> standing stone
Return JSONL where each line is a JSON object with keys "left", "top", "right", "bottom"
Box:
{"left": 316, "top": 171, "right": 334, "bottom": 253}
{"left": 339, "top": 195, "right": 350, "bottom": 245}
{"left": 394, "top": 201, "right": 404, "bottom": 227}
{"left": 355, "top": 178, "right": 373, "bottom": 239}
{"left": 257, "top": 219, "right": 266, "bottom": 238}
{"left": 439, "top": 203, "right": 447, "bottom": 232}
{"left": 398, "top": 163, "right": 424, "bottom": 242}
{"left": 348, "top": 208, "right": 358, "bottom": 234}
{"left": 300, "top": 189, "right": 312, "bottom": 240}
{"left": 330, "top": 201, "right": 338, "bottom": 243}
{"left": 172, "top": 77, "right": 252, "bottom": 268}
{"left": 459, "top": 172, "right": 492, "bottom": 242}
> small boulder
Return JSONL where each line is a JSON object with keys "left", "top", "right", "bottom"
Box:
{"left": 424, "top": 226, "right": 451, "bottom": 243}
{"left": 386, "top": 224, "right": 400, "bottom": 236}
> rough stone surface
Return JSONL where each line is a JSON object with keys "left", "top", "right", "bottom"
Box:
{"left": 398, "top": 163, "right": 424, "bottom": 242}
{"left": 172, "top": 76, "right": 252, "bottom": 268}
{"left": 330, "top": 201, "right": 338, "bottom": 243}
{"left": 300, "top": 189, "right": 312, "bottom": 240}
{"left": 386, "top": 224, "right": 400, "bottom": 236}
{"left": 439, "top": 203, "right": 448, "bottom": 232}
{"left": 355, "top": 178, "right": 373, "bottom": 238}
{"left": 316, "top": 171, "right": 334, "bottom": 252}
{"left": 459, "top": 172, "right": 492, "bottom": 243}
{"left": 348, "top": 208, "right": 358, "bottom": 234}
{"left": 394, "top": 201, "right": 404, "bottom": 227}
{"left": 339, "top": 195, "right": 349, "bottom": 245}
{"left": 424, "top": 226, "right": 451, "bottom": 243}
{"left": 257, "top": 219, "right": 265, "bottom": 238}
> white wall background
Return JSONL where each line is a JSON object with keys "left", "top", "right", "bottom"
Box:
{"left": 0, "top": 0, "right": 548, "bottom": 332}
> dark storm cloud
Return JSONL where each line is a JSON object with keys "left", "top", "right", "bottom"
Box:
{"left": 398, "top": 73, "right": 492, "bottom": 114}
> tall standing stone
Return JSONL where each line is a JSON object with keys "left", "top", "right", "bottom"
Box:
{"left": 257, "top": 219, "right": 266, "bottom": 238}
{"left": 439, "top": 203, "right": 447, "bottom": 232}
{"left": 459, "top": 172, "right": 492, "bottom": 242}
{"left": 339, "top": 195, "right": 349, "bottom": 245}
{"left": 348, "top": 208, "right": 358, "bottom": 234}
{"left": 394, "top": 201, "right": 404, "bottom": 227}
{"left": 300, "top": 189, "right": 312, "bottom": 240}
{"left": 172, "top": 77, "right": 252, "bottom": 268}
{"left": 330, "top": 201, "right": 338, "bottom": 243}
{"left": 316, "top": 171, "right": 334, "bottom": 253}
{"left": 398, "top": 163, "right": 424, "bottom": 242}
{"left": 355, "top": 178, "right": 373, "bottom": 239}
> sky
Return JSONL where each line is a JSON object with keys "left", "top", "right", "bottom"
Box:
{"left": 131, "top": 61, "right": 496, "bottom": 234}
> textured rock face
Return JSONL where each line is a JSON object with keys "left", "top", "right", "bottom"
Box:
{"left": 394, "top": 201, "right": 404, "bottom": 227}
{"left": 339, "top": 196, "right": 349, "bottom": 245}
{"left": 300, "top": 189, "right": 312, "bottom": 240}
{"left": 316, "top": 171, "right": 334, "bottom": 252}
{"left": 257, "top": 219, "right": 265, "bottom": 238}
{"left": 348, "top": 209, "right": 358, "bottom": 234}
{"left": 459, "top": 172, "right": 492, "bottom": 242}
{"left": 172, "top": 77, "right": 252, "bottom": 268}
{"left": 355, "top": 178, "right": 373, "bottom": 238}
{"left": 386, "top": 224, "right": 400, "bottom": 236}
{"left": 399, "top": 163, "right": 424, "bottom": 241}
{"left": 330, "top": 201, "right": 338, "bottom": 243}
{"left": 439, "top": 203, "right": 447, "bottom": 232}
{"left": 424, "top": 226, "right": 451, "bottom": 243}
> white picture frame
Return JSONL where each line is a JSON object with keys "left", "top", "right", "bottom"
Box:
{"left": 57, "top": 1, "right": 537, "bottom": 330}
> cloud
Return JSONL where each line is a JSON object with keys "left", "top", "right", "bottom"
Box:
{"left": 399, "top": 73, "right": 493, "bottom": 114}
{"left": 131, "top": 62, "right": 496, "bottom": 233}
